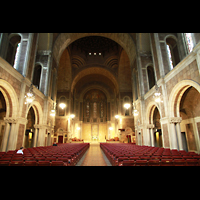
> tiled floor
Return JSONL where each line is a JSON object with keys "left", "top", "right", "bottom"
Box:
{"left": 76, "top": 143, "right": 112, "bottom": 166}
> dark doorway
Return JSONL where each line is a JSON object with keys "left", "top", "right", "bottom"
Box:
{"left": 58, "top": 136, "right": 63, "bottom": 143}
{"left": 154, "top": 129, "right": 163, "bottom": 147}
{"left": 181, "top": 132, "right": 188, "bottom": 152}
{"left": 25, "top": 129, "right": 34, "bottom": 148}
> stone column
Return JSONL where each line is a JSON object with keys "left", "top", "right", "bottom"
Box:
{"left": 146, "top": 124, "right": 155, "bottom": 146}
{"left": 4, "top": 118, "right": 19, "bottom": 151}
{"left": 1, "top": 122, "right": 11, "bottom": 152}
{"left": 168, "top": 117, "right": 182, "bottom": 150}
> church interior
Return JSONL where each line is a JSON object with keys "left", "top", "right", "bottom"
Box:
{"left": 0, "top": 33, "right": 200, "bottom": 166}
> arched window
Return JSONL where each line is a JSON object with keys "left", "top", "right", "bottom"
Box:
{"left": 6, "top": 34, "right": 21, "bottom": 67}
{"left": 185, "top": 33, "right": 194, "bottom": 53}
{"left": 13, "top": 42, "right": 21, "bottom": 69}
{"left": 166, "top": 37, "right": 180, "bottom": 70}
{"left": 147, "top": 65, "right": 156, "bottom": 90}
{"left": 32, "top": 64, "right": 42, "bottom": 89}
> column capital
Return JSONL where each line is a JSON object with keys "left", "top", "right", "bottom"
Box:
{"left": 168, "top": 117, "right": 182, "bottom": 124}
{"left": 146, "top": 124, "right": 155, "bottom": 129}
{"left": 4, "top": 117, "right": 18, "bottom": 124}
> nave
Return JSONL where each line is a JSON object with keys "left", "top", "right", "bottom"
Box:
{"left": 76, "top": 143, "right": 112, "bottom": 166}
{"left": 1, "top": 142, "right": 200, "bottom": 166}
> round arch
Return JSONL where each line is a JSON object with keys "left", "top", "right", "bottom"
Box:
{"left": 168, "top": 80, "right": 200, "bottom": 117}
{"left": 53, "top": 33, "right": 136, "bottom": 67}
{"left": 71, "top": 66, "right": 119, "bottom": 93}
{"left": 0, "top": 79, "right": 19, "bottom": 118}
{"left": 79, "top": 84, "right": 111, "bottom": 101}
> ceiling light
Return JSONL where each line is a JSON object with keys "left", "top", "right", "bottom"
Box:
{"left": 89, "top": 53, "right": 91, "bottom": 55}
{"left": 94, "top": 53, "right": 96, "bottom": 55}
{"left": 99, "top": 53, "right": 101, "bottom": 55}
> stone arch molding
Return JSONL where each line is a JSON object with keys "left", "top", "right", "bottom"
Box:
{"left": 0, "top": 79, "right": 19, "bottom": 119}
{"left": 146, "top": 101, "right": 161, "bottom": 124}
{"left": 26, "top": 101, "right": 43, "bottom": 125}
{"left": 168, "top": 80, "right": 200, "bottom": 118}
{"left": 71, "top": 66, "right": 119, "bottom": 93}
{"left": 53, "top": 33, "right": 136, "bottom": 67}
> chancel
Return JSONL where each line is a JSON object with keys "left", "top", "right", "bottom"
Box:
{"left": 0, "top": 33, "right": 200, "bottom": 166}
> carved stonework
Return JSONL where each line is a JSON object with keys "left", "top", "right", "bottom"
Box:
{"left": 146, "top": 124, "right": 155, "bottom": 129}
{"left": 4, "top": 117, "right": 18, "bottom": 124}
{"left": 169, "top": 117, "right": 182, "bottom": 124}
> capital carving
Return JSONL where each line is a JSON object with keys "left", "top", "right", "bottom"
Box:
{"left": 169, "top": 117, "right": 182, "bottom": 124}
{"left": 146, "top": 124, "right": 155, "bottom": 129}
{"left": 4, "top": 117, "right": 18, "bottom": 124}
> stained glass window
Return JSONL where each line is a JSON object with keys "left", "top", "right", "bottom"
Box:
{"left": 166, "top": 44, "right": 173, "bottom": 70}
{"left": 13, "top": 42, "right": 21, "bottom": 69}
{"left": 100, "top": 102, "right": 103, "bottom": 118}
{"left": 86, "top": 102, "right": 90, "bottom": 118}
{"left": 185, "top": 33, "right": 194, "bottom": 53}
{"left": 93, "top": 102, "right": 97, "bottom": 118}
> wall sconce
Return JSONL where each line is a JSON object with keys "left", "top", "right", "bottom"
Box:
{"left": 132, "top": 102, "right": 139, "bottom": 116}
{"left": 115, "top": 115, "right": 119, "bottom": 119}
{"left": 24, "top": 84, "right": 35, "bottom": 105}
{"left": 153, "top": 84, "right": 163, "bottom": 103}
{"left": 70, "top": 114, "right": 75, "bottom": 119}
{"left": 50, "top": 102, "right": 56, "bottom": 117}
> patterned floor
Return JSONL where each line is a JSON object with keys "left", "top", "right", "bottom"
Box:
{"left": 76, "top": 143, "right": 112, "bottom": 166}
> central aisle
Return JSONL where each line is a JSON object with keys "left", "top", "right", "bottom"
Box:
{"left": 76, "top": 143, "right": 112, "bottom": 166}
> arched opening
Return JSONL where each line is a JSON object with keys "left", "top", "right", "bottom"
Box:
{"left": 24, "top": 107, "right": 35, "bottom": 148}
{"left": 6, "top": 34, "right": 21, "bottom": 67}
{"left": 153, "top": 107, "right": 163, "bottom": 147}
{"left": 0, "top": 91, "right": 6, "bottom": 148}
{"left": 166, "top": 37, "right": 180, "bottom": 70}
{"left": 147, "top": 65, "right": 156, "bottom": 90}
{"left": 179, "top": 86, "right": 200, "bottom": 152}
{"left": 32, "top": 64, "right": 42, "bottom": 89}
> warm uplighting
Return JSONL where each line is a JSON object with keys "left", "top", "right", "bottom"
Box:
{"left": 24, "top": 84, "right": 35, "bottom": 105}
{"left": 124, "top": 103, "right": 130, "bottom": 109}
{"left": 50, "top": 109, "right": 56, "bottom": 117}
{"left": 77, "top": 127, "right": 80, "bottom": 130}
{"left": 109, "top": 127, "right": 113, "bottom": 130}
{"left": 59, "top": 103, "right": 66, "bottom": 109}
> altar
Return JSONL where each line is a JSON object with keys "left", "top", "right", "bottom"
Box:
{"left": 91, "top": 136, "right": 98, "bottom": 141}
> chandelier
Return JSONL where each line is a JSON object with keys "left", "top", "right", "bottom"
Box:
{"left": 124, "top": 103, "right": 130, "bottom": 109}
{"left": 153, "top": 84, "right": 163, "bottom": 103}
{"left": 24, "top": 84, "right": 35, "bottom": 105}
{"left": 59, "top": 103, "right": 66, "bottom": 109}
